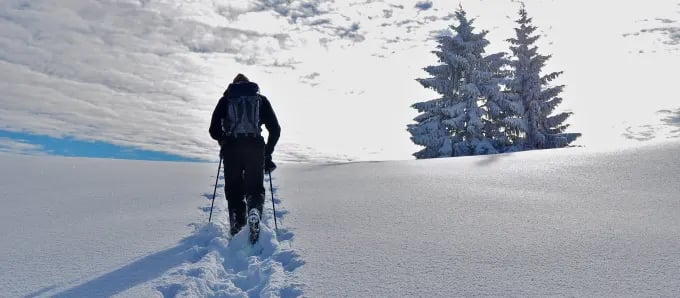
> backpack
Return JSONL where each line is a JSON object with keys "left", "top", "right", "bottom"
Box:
{"left": 221, "top": 95, "right": 262, "bottom": 137}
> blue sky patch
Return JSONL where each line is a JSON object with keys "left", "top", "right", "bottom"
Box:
{"left": 0, "top": 130, "right": 201, "bottom": 162}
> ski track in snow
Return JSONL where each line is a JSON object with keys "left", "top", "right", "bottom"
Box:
{"left": 150, "top": 175, "right": 305, "bottom": 298}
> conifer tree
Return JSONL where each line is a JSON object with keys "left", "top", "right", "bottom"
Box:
{"left": 506, "top": 5, "right": 581, "bottom": 149}
{"left": 408, "top": 7, "right": 507, "bottom": 158}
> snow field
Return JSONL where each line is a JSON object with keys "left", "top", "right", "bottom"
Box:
{"left": 2, "top": 141, "right": 679, "bottom": 297}
{"left": 0, "top": 154, "right": 304, "bottom": 297}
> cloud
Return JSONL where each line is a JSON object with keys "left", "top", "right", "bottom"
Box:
{"left": 415, "top": 1, "right": 433, "bottom": 11}
{"left": 336, "top": 22, "right": 365, "bottom": 42}
{"left": 383, "top": 9, "right": 393, "bottom": 18}
{"left": 251, "top": 0, "right": 458, "bottom": 45}
{"left": 660, "top": 108, "right": 680, "bottom": 137}
{"left": 0, "top": 138, "right": 44, "bottom": 155}
{"left": 623, "top": 108, "right": 680, "bottom": 141}
{"left": 4, "top": 0, "right": 430, "bottom": 161}
{"left": 276, "top": 143, "right": 355, "bottom": 163}
{"left": 623, "top": 9, "right": 680, "bottom": 49}
{"left": 640, "top": 26, "right": 680, "bottom": 45}
{"left": 5, "top": 0, "right": 676, "bottom": 162}
{"left": 0, "top": 0, "right": 424, "bottom": 163}
{"left": 299, "top": 72, "right": 321, "bottom": 86}
{"left": 0, "top": 0, "right": 503, "bottom": 162}
{"left": 623, "top": 125, "right": 657, "bottom": 141}
{"left": 0, "top": 0, "right": 301, "bottom": 160}
{"left": 302, "top": 72, "right": 320, "bottom": 80}
{"left": 254, "top": 0, "right": 329, "bottom": 24}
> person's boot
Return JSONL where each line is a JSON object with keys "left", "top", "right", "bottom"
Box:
{"left": 229, "top": 210, "right": 246, "bottom": 237}
{"left": 246, "top": 193, "right": 264, "bottom": 244}
{"left": 248, "top": 208, "right": 261, "bottom": 244}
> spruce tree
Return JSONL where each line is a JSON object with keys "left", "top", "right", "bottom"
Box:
{"left": 408, "top": 7, "right": 507, "bottom": 158}
{"left": 506, "top": 6, "right": 581, "bottom": 149}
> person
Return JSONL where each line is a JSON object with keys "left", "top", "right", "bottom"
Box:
{"left": 209, "top": 73, "right": 280, "bottom": 242}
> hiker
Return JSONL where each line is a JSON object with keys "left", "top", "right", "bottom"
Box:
{"left": 209, "top": 73, "right": 280, "bottom": 242}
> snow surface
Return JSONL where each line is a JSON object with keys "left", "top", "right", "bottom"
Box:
{"left": 1, "top": 141, "right": 679, "bottom": 297}
{"left": 275, "top": 142, "right": 680, "bottom": 297}
{"left": 0, "top": 154, "right": 302, "bottom": 297}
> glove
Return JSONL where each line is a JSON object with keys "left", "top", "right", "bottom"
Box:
{"left": 264, "top": 154, "right": 277, "bottom": 173}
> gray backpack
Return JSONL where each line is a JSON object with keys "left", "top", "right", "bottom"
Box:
{"left": 221, "top": 95, "right": 262, "bottom": 136}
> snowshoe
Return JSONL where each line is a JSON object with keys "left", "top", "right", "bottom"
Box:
{"left": 248, "top": 208, "right": 260, "bottom": 244}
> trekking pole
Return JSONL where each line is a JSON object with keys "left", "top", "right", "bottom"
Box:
{"left": 268, "top": 171, "right": 279, "bottom": 232}
{"left": 208, "top": 156, "right": 223, "bottom": 223}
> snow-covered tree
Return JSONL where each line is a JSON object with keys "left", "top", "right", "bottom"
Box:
{"left": 408, "top": 7, "right": 508, "bottom": 158}
{"left": 506, "top": 6, "right": 581, "bottom": 150}
{"left": 482, "top": 54, "right": 520, "bottom": 153}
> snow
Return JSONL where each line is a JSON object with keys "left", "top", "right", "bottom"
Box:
{"left": 2, "top": 141, "right": 680, "bottom": 297}
{"left": 275, "top": 142, "right": 680, "bottom": 296}
{"left": 0, "top": 154, "right": 302, "bottom": 297}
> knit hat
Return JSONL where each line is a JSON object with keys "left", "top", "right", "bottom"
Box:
{"left": 233, "top": 73, "right": 249, "bottom": 83}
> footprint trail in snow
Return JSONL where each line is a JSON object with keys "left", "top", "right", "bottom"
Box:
{"left": 154, "top": 174, "right": 304, "bottom": 297}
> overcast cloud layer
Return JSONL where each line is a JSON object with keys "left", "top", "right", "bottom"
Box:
{"left": 1, "top": 0, "right": 679, "bottom": 161}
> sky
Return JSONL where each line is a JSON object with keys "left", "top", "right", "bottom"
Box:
{"left": 1, "top": 0, "right": 679, "bottom": 162}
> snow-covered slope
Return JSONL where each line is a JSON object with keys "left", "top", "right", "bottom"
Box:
{"left": 0, "top": 154, "right": 302, "bottom": 297}
{"left": 1, "top": 141, "right": 679, "bottom": 297}
{"left": 275, "top": 142, "right": 680, "bottom": 297}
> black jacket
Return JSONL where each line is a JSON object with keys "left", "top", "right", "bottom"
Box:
{"left": 209, "top": 81, "right": 281, "bottom": 156}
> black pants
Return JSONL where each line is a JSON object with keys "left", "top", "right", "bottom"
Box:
{"left": 221, "top": 138, "right": 265, "bottom": 229}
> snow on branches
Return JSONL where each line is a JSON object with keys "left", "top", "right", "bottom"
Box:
{"left": 409, "top": 5, "right": 580, "bottom": 159}
{"left": 506, "top": 6, "right": 581, "bottom": 150}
